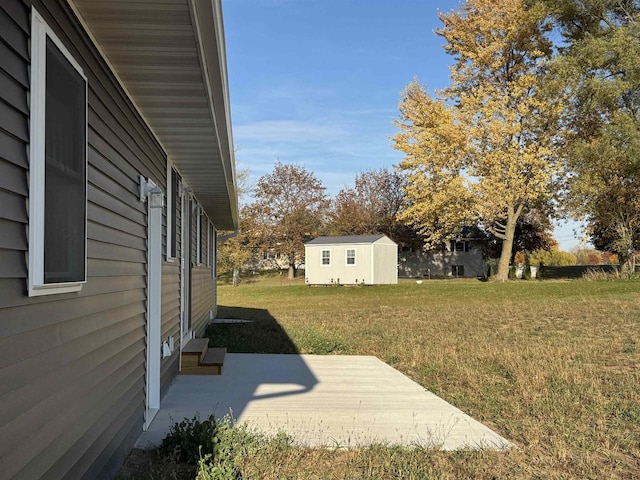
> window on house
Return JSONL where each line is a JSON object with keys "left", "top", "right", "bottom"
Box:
{"left": 29, "top": 8, "right": 88, "bottom": 296}
{"left": 321, "top": 250, "right": 331, "bottom": 265}
{"left": 206, "top": 220, "right": 212, "bottom": 267}
{"left": 451, "top": 240, "right": 469, "bottom": 252}
{"left": 452, "top": 265, "right": 465, "bottom": 277}
{"left": 167, "top": 165, "right": 180, "bottom": 260}
{"left": 196, "top": 207, "right": 203, "bottom": 265}
{"left": 346, "top": 249, "right": 356, "bottom": 265}
{"left": 200, "top": 214, "right": 209, "bottom": 265}
{"left": 211, "top": 224, "right": 217, "bottom": 280}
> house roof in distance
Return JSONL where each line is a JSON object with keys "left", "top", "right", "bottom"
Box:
{"left": 306, "top": 234, "right": 395, "bottom": 245}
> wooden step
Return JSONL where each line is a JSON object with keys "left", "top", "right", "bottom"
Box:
{"left": 180, "top": 341, "right": 225, "bottom": 375}
{"left": 201, "top": 347, "right": 226, "bottom": 367}
{"left": 181, "top": 338, "right": 208, "bottom": 368}
{"left": 180, "top": 365, "right": 222, "bottom": 375}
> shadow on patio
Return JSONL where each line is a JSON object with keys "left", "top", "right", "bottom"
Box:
{"left": 136, "top": 306, "right": 319, "bottom": 447}
{"left": 136, "top": 306, "right": 509, "bottom": 450}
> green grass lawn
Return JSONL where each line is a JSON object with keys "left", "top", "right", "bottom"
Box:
{"left": 205, "top": 277, "right": 640, "bottom": 479}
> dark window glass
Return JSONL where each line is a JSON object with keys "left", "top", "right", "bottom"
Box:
{"left": 454, "top": 241, "right": 466, "bottom": 252}
{"left": 44, "top": 38, "right": 86, "bottom": 284}
{"left": 170, "top": 168, "right": 178, "bottom": 258}
{"left": 196, "top": 211, "right": 202, "bottom": 264}
{"left": 213, "top": 231, "right": 217, "bottom": 279}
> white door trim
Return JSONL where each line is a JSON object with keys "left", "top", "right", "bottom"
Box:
{"left": 141, "top": 176, "right": 163, "bottom": 430}
{"left": 180, "top": 190, "right": 193, "bottom": 351}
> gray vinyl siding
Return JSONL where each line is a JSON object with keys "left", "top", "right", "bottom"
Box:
{"left": 187, "top": 203, "right": 216, "bottom": 336}
{"left": 0, "top": 1, "right": 179, "bottom": 479}
{"left": 191, "top": 266, "right": 216, "bottom": 336}
{"left": 0, "top": 0, "right": 29, "bottom": 300}
{"left": 189, "top": 207, "right": 216, "bottom": 335}
{"left": 160, "top": 262, "right": 180, "bottom": 397}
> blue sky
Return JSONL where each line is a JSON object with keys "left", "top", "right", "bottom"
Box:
{"left": 222, "top": 0, "right": 584, "bottom": 250}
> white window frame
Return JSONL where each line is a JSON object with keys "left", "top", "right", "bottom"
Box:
{"left": 321, "top": 249, "right": 331, "bottom": 266}
{"left": 452, "top": 240, "right": 467, "bottom": 252}
{"left": 211, "top": 222, "right": 217, "bottom": 280}
{"left": 166, "top": 160, "right": 178, "bottom": 261}
{"left": 345, "top": 248, "right": 356, "bottom": 266}
{"left": 196, "top": 205, "right": 202, "bottom": 265}
{"left": 206, "top": 219, "right": 211, "bottom": 267}
{"left": 28, "top": 8, "right": 88, "bottom": 297}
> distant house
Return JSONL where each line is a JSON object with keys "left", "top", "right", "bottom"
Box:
{"left": 0, "top": 1, "right": 237, "bottom": 478}
{"left": 398, "top": 231, "right": 487, "bottom": 278}
{"left": 305, "top": 235, "right": 398, "bottom": 285}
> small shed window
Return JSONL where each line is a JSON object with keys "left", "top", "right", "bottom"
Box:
{"left": 346, "top": 249, "right": 356, "bottom": 265}
{"left": 321, "top": 250, "right": 331, "bottom": 266}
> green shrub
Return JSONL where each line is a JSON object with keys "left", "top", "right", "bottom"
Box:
{"left": 160, "top": 415, "right": 219, "bottom": 465}
{"left": 508, "top": 265, "right": 517, "bottom": 280}
{"left": 161, "top": 415, "right": 258, "bottom": 466}
{"left": 487, "top": 264, "right": 495, "bottom": 279}
{"left": 196, "top": 453, "right": 238, "bottom": 480}
{"left": 524, "top": 265, "right": 532, "bottom": 280}
{"left": 161, "top": 415, "right": 294, "bottom": 478}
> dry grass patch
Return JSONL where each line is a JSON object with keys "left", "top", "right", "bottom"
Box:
{"left": 207, "top": 278, "right": 640, "bottom": 479}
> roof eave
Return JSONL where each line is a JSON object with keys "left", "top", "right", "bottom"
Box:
{"left": 70, "top": 0, "right": 238, "bottom": 231}
{"left": 187, "top": 0, "right": 238, "bottom": 230}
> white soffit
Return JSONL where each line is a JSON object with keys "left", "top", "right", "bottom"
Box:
{"left": 71, "top": 0, "right": 238, "bottom": 230}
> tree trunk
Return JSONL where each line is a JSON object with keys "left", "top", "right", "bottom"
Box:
{"left": 288, "top": 263, "right": 296, "bottom": 279}
{"left": 495, "top": 208, "right": 520, "bottom": 281}
{"left": 232, "top": 267, "right": 240, "bottom": 287}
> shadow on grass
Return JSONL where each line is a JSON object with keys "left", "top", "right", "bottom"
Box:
{"left": 207, "top": 305, "right": 300, "bottom": 354}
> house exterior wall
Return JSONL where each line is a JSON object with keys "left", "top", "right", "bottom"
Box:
{"left": 398, "top": 244, "right": 486, "bottom": 278}
{"left": 0, "top": 2, "right": 218, "bottom": 479}
{"left": 189, "top": 205, "right": 216, "bottom": 336}
{"left": 372, "top": 241, "right": 399, "bottom": 284}
{"left": 161, "top": 179, "right": 181, "bottom": 398}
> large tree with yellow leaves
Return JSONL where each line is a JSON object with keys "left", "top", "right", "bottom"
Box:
{"left": 394, "top": 0, "right": 562, "bottom": 280}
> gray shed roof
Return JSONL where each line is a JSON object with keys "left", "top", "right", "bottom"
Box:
{"left": 306, "top": 234, "right": 394, "bottom": 245}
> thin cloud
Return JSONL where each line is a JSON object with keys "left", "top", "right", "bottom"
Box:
{"left": 234, "top": 120, "right": 343, "bottom": 143}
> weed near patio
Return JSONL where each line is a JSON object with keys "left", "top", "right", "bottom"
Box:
{"left": 207, "top": 277, "right": 640, "bottom": 479}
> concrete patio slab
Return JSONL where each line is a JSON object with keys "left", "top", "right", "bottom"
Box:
{"left": 136, "top": 354, "right": 509, "bottom": 450}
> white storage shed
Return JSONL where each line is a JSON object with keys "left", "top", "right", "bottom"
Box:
{"left": 305, "top": 234, "right": 398, "bottom": 285}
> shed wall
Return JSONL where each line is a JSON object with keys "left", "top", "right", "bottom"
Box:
{"left": 305, "top": 244, "right": 374, "bottom": 285}
{"left": 372, "top": 242, "right": 398, "bottom": 284}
